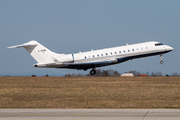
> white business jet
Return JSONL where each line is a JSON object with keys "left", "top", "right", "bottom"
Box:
{"left": 8, "top": 41, "right": 173, "bottom": 75}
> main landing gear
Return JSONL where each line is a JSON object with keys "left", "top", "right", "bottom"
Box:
{"left": 160, "top": 54, "right": 164, "bottom": 64}
{"left": 90, "top": 69, "right": 96, "bottom": 75}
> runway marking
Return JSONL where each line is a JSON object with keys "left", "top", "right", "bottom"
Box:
{"left": 142, "top": 110, "right": 149, "bottom": 120}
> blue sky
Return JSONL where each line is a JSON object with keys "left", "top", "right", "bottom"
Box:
{"left": 1, "top": 0, "right": 179, "bottom": 76}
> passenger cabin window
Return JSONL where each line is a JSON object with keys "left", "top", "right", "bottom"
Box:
{"left": 155, "top": 43, "right": 164, "bottom": 46}
{"left": 97, "top": 54, "right": 99, "bottom": 57}
{"left": 115, "top": 52, "right": 117, "bottom": 54}
{"left": 93, "top": 55, "right": 95, "bottom": 58}
{"left": 128, "top": 50, "right": 130, "bottom": 52}
{"left": 101, "top": 54, "right": 103, "bottom": 56}
{"left": 111, "top": 52, "right": 113, "bottom": 55}
{"left": 119, "top": 51, "right": 121, "bottom": 53}
{"left": 132, "top": 49, "right": 134, "bottom": 51}
{"left": 124, "top": 50, "right": 125, "bottom": 53}
{"left": 85, "top": 56, "right": 86, "bottom": 59}
{"left": 106, "top": 53, "right": 108, "bottom": 55}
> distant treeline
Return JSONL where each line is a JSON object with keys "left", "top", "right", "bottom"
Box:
{"left": 5, "top": 69, "right": 178, "bottom": 77}
{"left": 64, "top": 69, "right": 180, "bottom": 77}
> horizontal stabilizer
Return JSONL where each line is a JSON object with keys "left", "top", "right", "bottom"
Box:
{"left": 7, "top": 41, "right": 38, "bottom": 49}
{"left": 7, "top": 44, "right": 38, "bottom": 48}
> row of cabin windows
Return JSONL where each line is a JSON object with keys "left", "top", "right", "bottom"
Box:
{"left": 84, "top": 43, "right": 163, "bottom": 59}
{"left": 84, "top": 47, "right": 149, "bottom": 59}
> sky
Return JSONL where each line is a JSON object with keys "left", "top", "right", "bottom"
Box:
{"left": 0, "top": 0, "right": 180, "bottom": 76}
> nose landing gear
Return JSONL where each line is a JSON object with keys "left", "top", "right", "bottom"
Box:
{"left": 90, "top": 69, "right": 96, "bottom": 75}
{"left": 160, "top": 54, "right": 164, "bottom": 64}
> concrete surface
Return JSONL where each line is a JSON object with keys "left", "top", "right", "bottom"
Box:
{"left": 0, "top": 109, "right": 180, "bottom": 120}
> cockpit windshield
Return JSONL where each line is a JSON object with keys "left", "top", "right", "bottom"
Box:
{"left": 155, "top": 43, "right": 164, "bottom": 46}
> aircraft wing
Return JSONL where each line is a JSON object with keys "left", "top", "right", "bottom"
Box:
{"left": 62, "top": 59, "right": 117, "bottom": 70}
{"left": 65, "top": 60, "right": 113, "bottom": 65}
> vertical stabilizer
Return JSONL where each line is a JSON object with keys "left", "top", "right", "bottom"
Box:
{"left": 8, "top": 40, "right": 62, "bottom": 63}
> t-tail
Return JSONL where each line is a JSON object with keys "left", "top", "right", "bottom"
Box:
{"left": 8, "top": 40, "right": 64, "bottom": 63}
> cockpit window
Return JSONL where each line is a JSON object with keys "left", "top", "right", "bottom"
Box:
{"left": 155, "top": 43, "right": 164, "bottom": 46}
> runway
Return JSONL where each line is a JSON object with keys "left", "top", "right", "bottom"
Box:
{"left": 0, "top": 109, "right": 180, "bottom": 120}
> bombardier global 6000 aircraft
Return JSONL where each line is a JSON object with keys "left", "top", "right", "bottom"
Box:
{"left": 8, "top": 41, "right": 173, "bottom": 75}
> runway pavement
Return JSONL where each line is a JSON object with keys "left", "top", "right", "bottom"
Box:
{"left": 0, "top": 109, "right": 180, "bottom": 120}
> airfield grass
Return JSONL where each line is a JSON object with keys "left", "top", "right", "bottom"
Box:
{"left": 0, "top": 77, "right": 180, "bottom": 108}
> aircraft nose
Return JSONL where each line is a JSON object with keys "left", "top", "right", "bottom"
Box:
{"left": 166, "top": 46, "right": 174, "bottom": 51}
{"left": 169, "top": 46, "right": 174, "bottom": 51}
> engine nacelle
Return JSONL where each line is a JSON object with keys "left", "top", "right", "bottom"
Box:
{"left": 56, "top": 54, "right": 74, "bottom": 63}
